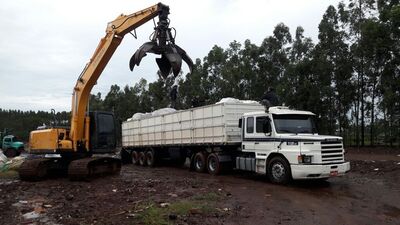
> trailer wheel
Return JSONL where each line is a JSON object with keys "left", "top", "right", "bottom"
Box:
{"left": 267, "top": 156, "right": 292, "bottom": 184}
{"left": 146, "top": 151, "right": 156, "bottom": 167}
{"left": 193, "top": 152, "right": 207, "bottom": 173}
{"left": 207, "top": 153, "right": 221, "bottom": 175}
{"left": 131, "top": 151, "right": 139, "bottom": 165}
{"left": 139, "top": 152, "right": 147, "bottom": 166}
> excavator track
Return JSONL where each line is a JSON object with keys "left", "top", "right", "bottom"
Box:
{"left": 68, "top": 157, "right": 121, "bottom": 181}
{"left": 19, "top": 158, "right": 53, "bottom": 181}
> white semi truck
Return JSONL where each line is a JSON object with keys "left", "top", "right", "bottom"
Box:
{"left": 121, "top": 101, "right": 350, "bottom": 184}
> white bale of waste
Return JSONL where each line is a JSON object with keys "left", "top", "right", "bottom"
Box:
{"left": 129, "top": 112, "right": 152, "bottom": 121}
{"left": 128, "top": 108, "right": 177, "bottom": 121}
{"left": 216, "top": 97, "right": 240, "bottom": 104}
{"left": 216, "top": 97, "right": 259, "bottom": 105}
{"left": 151, "top": 108, "right": 176, "bottom": 116}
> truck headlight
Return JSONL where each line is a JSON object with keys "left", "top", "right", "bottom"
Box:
{"left": 298, "top": 155, "right": 312, "bottom": 164}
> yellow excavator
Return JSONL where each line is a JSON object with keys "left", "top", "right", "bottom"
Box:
{"left": 19, "top": 3, "right": 193, "bottom": 180}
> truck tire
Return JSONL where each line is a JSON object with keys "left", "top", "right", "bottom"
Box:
{"left": 193, "top": 152, "right": 207, "bottom": 173}
{"left": 207, "top": 153, "right": 221, "bottom": 175}
{"left": 131, "top": 151, "right": 139, "bottom": 165}
{"left": 146, "top": 151, "right": 156, "bottom": 167}
{"left": 267, "top": 156, "right": 292, "bottom": 184}
{"left": 4, "top": 148, "right": 16, "bottom": 158}
{"left": 139, "top": 152, "right": 147, "bottom": 166}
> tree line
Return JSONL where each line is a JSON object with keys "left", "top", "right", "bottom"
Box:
{"left": 1, "top": 0, "right": 399, "bottom": 147}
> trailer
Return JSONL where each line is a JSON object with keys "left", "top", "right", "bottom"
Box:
{"left": 121, "top": 101, "right": 350, "bottom": 184}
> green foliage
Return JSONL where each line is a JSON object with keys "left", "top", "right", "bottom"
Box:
{"left": 0, "top": 109, "right": 70, "bottom": 142}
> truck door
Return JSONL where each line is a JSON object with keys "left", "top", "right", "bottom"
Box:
{"left": 254, "top": 116, "right": 275, "bottom": 153}
{"left": 3, "top": 137, "right": 11, "bottom": 149}
{"left": 242, "top": 116, "right": 256, "bottom": 151}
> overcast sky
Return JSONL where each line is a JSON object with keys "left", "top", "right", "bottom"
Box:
{"left": 0, "top": 0, "right": 341, "bottom": 112}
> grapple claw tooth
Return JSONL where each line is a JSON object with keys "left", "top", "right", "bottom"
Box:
{"left": 165, "top": 52, "right": 182, "bottom": 77}
{"left": 129, "top": 42, "right": 158, "bottom": 71}
{"left": 156, "top": 55, "right": 172, "bottom": 79}
{"left": 174, "top": 44, "right": 194, "bottom": 73}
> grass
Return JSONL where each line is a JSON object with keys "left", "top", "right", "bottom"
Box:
{"left": 135, "top": 192, "right": 222, "bottom": 225}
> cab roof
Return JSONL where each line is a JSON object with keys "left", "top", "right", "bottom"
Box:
{"left": 244, "top": 106, "right": 315, "bottom": 116}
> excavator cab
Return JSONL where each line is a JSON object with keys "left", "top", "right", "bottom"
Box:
{"left": 129, "top": 3, "right": 193, "bottom": 79}
{"left": 89, "top": 111, "right": 117, "bottom": 154}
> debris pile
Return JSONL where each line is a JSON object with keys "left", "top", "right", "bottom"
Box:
{"left": 0, "top": 150, "right": 25, "bottom": 172}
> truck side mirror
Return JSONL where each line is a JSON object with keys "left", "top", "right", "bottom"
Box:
{"left": 238, "top": 118, "right": 242, "bottom": 128}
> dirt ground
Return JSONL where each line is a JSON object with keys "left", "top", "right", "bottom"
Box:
{"left": 0, "top": 148, "right": 399, "bottom": 225}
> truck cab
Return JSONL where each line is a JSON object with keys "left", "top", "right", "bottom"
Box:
{"left": 239, "top": 106, "right": 350, "bottom": 183}
{"left": 1, "top": 135, "right": 24, "bottom": 158}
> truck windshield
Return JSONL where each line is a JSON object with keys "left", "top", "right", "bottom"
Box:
{"left": 273, "top": 114, "right": 317, "bottom": 134}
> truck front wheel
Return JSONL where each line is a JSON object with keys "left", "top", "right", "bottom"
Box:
{"left": 193, "top": 152, "right": 207, "bottom": 173}
{"left": 267, "top": 156, "right": 292, "bottom": 184}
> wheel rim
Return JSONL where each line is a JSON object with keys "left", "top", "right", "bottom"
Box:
{"left": 195, "top": 156, "right": 203, "bottom": 170}
{"left": 271, "top": 162, "right": 285, "bottom": 181}
{"left": 208, "top": 157, "right": 217, "bottom": 172}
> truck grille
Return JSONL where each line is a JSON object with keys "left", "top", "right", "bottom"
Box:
{"left": 320, "top": 140, "right": 344, "bottom": 164}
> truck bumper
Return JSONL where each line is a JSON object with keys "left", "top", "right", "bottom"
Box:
{"left": 290, "top": 162, "right": 350, "bottom": 180}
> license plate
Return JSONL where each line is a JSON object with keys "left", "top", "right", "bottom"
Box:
{"left": 330, "top": 171, "right": 338, "bottom": 176}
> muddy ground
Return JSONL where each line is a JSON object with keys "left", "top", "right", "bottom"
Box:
{"left": 0, "top": 148, "right": 399, "bottom": 225}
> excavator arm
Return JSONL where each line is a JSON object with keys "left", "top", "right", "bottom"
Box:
{"left": 70, "top": 3, "right": 193, "bottom": 151}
